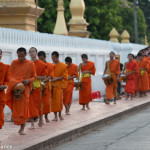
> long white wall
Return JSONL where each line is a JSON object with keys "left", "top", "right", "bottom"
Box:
{"left": 0, "top": 27, "right": 146, "bottom": 114}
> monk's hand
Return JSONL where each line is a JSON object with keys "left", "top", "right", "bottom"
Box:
{"left": 51, "top": 78, "right": 57, "bottom": 82}
{"left": 37, "top": 76, "right": 46, "bottom": 80}
{"left": 0, "top": 85, "right": 7, "bottom": 90}
{"left": 117, "top": 76, "right": 120, "bottom": 82}
{"left": 125, "top": 73, "right": 129, "bottom": 77}
{"left": 22, "top": 79, "right": 30, "bottom": 85}
{"left": 82, "top": 71, "right": 87, "bottom": 75}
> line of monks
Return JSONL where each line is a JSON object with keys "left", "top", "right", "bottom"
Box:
{"left": 103, "top": 48, "right": 150, "bottom": 105}
{"left": 0, "top": 47, "right": 96, "bottom": 135}
{"left": 0, "top": 47, "right": 149, "bottom": 136}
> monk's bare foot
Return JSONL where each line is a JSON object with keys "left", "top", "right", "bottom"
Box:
{"left": 86, "top": 106, "right": 90, "bottom": 110}
{"left": 38, "top": 121, "right": 43, "bottom": 127}
{"left": 45, "top": 118, "right": 50, "bottom": 123}
{"left": 81, "top": 108, "right": 85, "bottom": 110}
{"left": 126, "top": 97, "right": 129, "bottom": 100}
{"left": 105, "top": 101, "right": 110, "bottom": 105}
{"left": 19, "top": 130, "right": 26, "bottom": 135}
{"left": 66, "top": 112, "right": 71, "bottom": 115}
{"left": 59, "top": 116, "right": 64, "bottom": 121}
{"left": 52, "top": 118, "right": 58, "bottom": 121}
{"left": 18, "top": 129, "right": 21, "bottom": 133}
{"left": 29, "top": 125, "right": 35, "bottom": 130}
{"left": 114, "top": 100, "right": 117, "bottom": 104}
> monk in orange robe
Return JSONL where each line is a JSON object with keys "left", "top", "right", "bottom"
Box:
{"left": 132, "top": 58, "right": 139, "bottom": 96}
{"left": 51, "top": 51, "right": 68, "bottom": 121}
{"left": 147, "top": 52, "right": 150, "bottom": 90}
{"left": 125, "top": 54, "right": 137, "bottom": 100}
{"left": 103, "top": 51, "right": 120, "bottom": 104}
{"left": 38, "top": 51, "right": 55, "bottom": 123}
{"left": 137, "top": 53, "right": 149, "bottom": 97}
{"left": 0, "top": 49, "right": 10, "bottom": 130}
{"left": 29, "top": 47, "right": 47, "bottom": 128}
{"left": 63, "top": 57, "right": 78, "bottom": 115}
{"left": 79, "top": 54, "right": 96, "bottom": 110}
{"left": 6, "top": 47, "right": 36, "bottom": 135}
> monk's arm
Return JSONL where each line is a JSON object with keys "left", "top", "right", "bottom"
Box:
{"left": 68, "top": 75, "right": 76, "bottom": 80}
{"left": 43, "top": 76, "right": 52, "bottom": 83}
{"left": 36, "top": 75, "right": 46, "bottom": 80}
{"left": 51, "top": 76, "right": 63, "bottom": 82}
{"left": 125, "top": 70, "right": 135, "bottom": 76}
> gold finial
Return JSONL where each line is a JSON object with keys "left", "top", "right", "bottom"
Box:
{"left": 145, "top": 35, "right": 149, "bottom": 46}
{"left": 109, "top": 28, "right": 119, "bottom": 43}
{"left": 53, "top": 0, "right": 68, "bottom": 36}
{"left": 68, "top": 0, "right": 90, "bottom": 38}
{"left": 121, "top": 30, "right": 130, "bottom": 43}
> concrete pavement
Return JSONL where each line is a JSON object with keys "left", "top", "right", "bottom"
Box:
{"left": 53, "top": 103, "right": 150, "bottom": 150}
{"left": 1, "top": 95, "right": 150, "bottom": 150}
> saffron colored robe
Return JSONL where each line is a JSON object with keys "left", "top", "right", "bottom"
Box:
{"left": 0, "top": 63, "right": 10, "bottom": 129}
{"left": 29, "top": 59, "right": 47, "bottom": 118}
{"left": 133, "top": 59, "right": 139, "bottom": 91}
{"left": 138, "top": 59, "right": 149, "bottom": 92}
{"left": 63, "top": 63, "right": 78, "bottom": 106}
{"left": 51, "top": 62, "right": 68, "bottom": 112}
{"left": 79, "top": 61, "right": 96, "bottom": 105}
{"left": 42, "top": 62, "right": 55, "bottom": 114}
{"left": 6, "top": 59, "right": 36, "bottom": 125}
{"left": 106, "top": 59, "right": 120, "bottom": 100}
{"left": 125, "top": 61, "right": 137, "bottom": 95}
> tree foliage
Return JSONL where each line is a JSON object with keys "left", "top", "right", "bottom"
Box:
{"left": 38, "top": 0, "right": 147, "bottom": 44}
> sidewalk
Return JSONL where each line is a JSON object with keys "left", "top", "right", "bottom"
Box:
{"left": 1, "top": 95, "right": 150, "bottom": 150}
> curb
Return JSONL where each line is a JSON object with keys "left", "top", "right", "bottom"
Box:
{"left": 24, "top": 100, "right": 150, "bottom": 150}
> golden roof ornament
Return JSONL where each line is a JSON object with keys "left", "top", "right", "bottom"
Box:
{"left": 121, "top": 30, "right": 130, "bottom": 43}
{"left": 109, "top": 28, "right": 119, "bottom": 43}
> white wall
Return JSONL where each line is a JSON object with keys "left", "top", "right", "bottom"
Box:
{"left": 0, "top": 27, "right": 146, "bottom": 114}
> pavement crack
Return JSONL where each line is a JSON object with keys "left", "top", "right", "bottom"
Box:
{"left": 104, "top": 120, "right": 150, "bottom": 150}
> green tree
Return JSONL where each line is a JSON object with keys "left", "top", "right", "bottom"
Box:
{"left": 38, "top": 0, "right": 122, "bottom": 41}
{"left": 119, "top": 1, "right": 147, "bottom": 44}
{"left": 38, "top": 0, "right": 147, "bottom": 44}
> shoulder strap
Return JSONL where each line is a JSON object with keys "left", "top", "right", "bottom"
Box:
{"left": 78, "top": 63, "right": 82, "bottom": 82}
{"left": 107, "top": 61, "right": 111, "bottom": 75}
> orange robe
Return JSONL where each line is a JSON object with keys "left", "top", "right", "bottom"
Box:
{"left": 133, "top": 59, "right": 139, "bottom": 91}
{"left": 0, "top": 63, "right": 10, "bottom": 129}
{"left": 29, "top": 59, "right": 47, "bottom": 118}
{"left": 106, "top": 59, "right": 120, "bottom": 100}
{"left": 125, "top": 61, "right": 137, "bottom": 94}
{"left": 138, "top": 59, "right": 149, "bottom": 92}
{"left": 63, "top": 63, "right": 78, "bottom": 106}
{"left": 6, "top": 59, "right": 36, "bottom": 125}
{"left": 42, "top": 62, "right": 55, "bottom": 115}
{"left": 51, "top": 62, "right": 68, "bottom": 112}
{"left": 79, "top": 61, "right": 96, "bottom": 105}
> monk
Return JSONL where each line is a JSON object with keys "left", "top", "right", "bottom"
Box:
{"left": 133, "top": 57, "right": 140, "bottom": 96}
{"left": 0, "top": 49, "right": 10, "bottom": 131}
{"left": 6, "top": 47, "right": 36, "bottom": 135}
{"left": 51, "top": 51, "right": 68, "bottom": 121}
{"left": 29, "top": 47, "right": 47, "bottom": 128}
{"left": 63, "top": 57, "right": 78, "bottom": 115}
{"left": 79, "top": 54, "right": 96, "bottom": 110}
{"left": 138, "top": 53, "right": 149, "bottom": 97}
{"left": 125, "top": 54, "right": 137, "bottom": 100}
{"left": 103, "top": 51, "right": 120, "bottom": 104}
{"left": 38, "top": 51, "right": 55, "bottom": 123}
{"left": 147, "top": 52, "right": 150, "bottom": 90}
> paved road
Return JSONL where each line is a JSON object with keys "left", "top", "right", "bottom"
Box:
{"left": 52, "top": 107, "right": 150, "bottom": 150}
